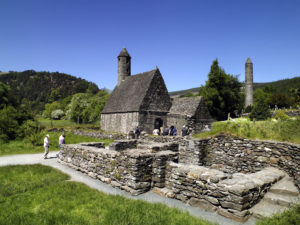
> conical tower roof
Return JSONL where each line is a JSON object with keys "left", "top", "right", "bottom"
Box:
{"left": 246, "top": 57, "right": 252, "bottom": 64}
{"left": 118, "top": 48, "right": 131, "bottom": 58}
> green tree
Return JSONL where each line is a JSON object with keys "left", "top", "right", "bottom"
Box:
{"left": 250, "top": 98, "right": 272, "bottom": 121}
{"left": 43, "top": 101, "right": 62, "bottom": 118}
{"left": 66, "top": 90, "right": 109, "bottom": 124}
{"left": 267, "top": 93, "right": 294, "bottom": 109}
{"left": 199, "top": 59, "right": 243, "bottom": 120}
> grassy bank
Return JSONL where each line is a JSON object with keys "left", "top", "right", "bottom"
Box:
{"left": 256, "top": 204, "right": 300, "bottom": 225}
{"left": 194, "top": 117, "right": 300, "bottom": 144}
{"left": 0, "top": 164, "right": 214, "bottom": 225}
{"left": 0, "top": 131, "right": 113, "bottom": 156}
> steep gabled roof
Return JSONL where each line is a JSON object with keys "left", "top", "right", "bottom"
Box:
{"left": 102, "top": 69, "right": 157, "bottom": 113}
{"left": 169, "top": 96, "right": 204, "bottom": 116}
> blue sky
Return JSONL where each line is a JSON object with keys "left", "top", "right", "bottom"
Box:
{"left": 0, "top": 0, "right": 299, "bottom": 91}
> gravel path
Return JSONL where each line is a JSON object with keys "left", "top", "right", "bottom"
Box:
{"left": 0, "top": 152, "right": 257, "bottom": 225}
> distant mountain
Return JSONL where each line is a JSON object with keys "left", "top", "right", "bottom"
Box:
{"left": 0, "top": 70, "right": 99, "bottom": 112}
{"left": 169, "top": 76, "right": 300, "bottom": 97}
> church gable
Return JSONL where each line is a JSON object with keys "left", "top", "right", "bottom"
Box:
{"left": 139, "top": 69, "right": 171, "bottom": 112}
{"left": 101, "top": 69, "right": 156, "bottom": 113}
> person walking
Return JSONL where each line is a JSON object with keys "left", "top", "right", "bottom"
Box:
{"left": 57, "top": 133, "right": 65, "bottom": 157}
{"left": 43, "top": 134, "right": 50, "bottom": 159}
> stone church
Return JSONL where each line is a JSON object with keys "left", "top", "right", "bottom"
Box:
{"left": 101, "top": 48, "right": 212, "bottom": 134}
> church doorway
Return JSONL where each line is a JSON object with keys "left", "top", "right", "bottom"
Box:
{"left": 154, "top": 118, "right": 163, "bottom": 129}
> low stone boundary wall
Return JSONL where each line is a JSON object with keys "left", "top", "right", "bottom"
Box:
{"left": 179, "top": 134, "right": 300, "bottom": 190}
{"left": 163, "top": 163, "right": 284, "bottom": 222}
{"left": 58, "top": 141, "right": 178, "bottom": 195}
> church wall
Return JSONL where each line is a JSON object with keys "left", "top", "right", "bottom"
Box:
{"left": 139, "top": 111, "right": 168, "bottom": 134}
{"left": 101, "top": 112, "right": 139, "bottom": 134}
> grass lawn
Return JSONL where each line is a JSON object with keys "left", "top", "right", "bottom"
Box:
{"left": 37, "top": 117, "right": 100, "bottom": 129}
{"left": 0, "top": 164, "right": 215, "bottom": 225}
{"left": 0, "top": 131, "right": 113, "bottom": 156}
{"left": 194, "top": 117, "right": 300, "bottom": 144}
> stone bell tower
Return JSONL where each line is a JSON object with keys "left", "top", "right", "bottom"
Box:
{"left": 117, "top": 48, "right": 131, "bottom": 86}
{"left": 245, "top": 57, "right": 253, "bottom": 107}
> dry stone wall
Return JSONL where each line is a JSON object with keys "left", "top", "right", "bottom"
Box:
{"left": 163, "top": 163, "right": 284, "bottom": 222}
{"left": 58, "top": 140, "right": 178, "bottom": 195}
{"left": 179, "top": 134, "right": 300, "bottom": 190}
{"left": 58, "top": 134, "right": 300, "bottom": 222}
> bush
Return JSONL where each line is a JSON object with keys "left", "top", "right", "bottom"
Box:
{"left": 250, "top": 98, "right": 272, "bottom": 121}
{"left": 274, "top": 110, "right": 289, "bottom": 121}
{"left": 19, "top": 120, "right": 44, "bottom": 145}
{"left": 244, "top": 105, "right": 253, "bottom": 113}
{"left": 51, "top": 109, "right": 64, "bottom": 120}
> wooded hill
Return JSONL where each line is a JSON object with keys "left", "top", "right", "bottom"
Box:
{"left": 169, "top": 76, "right": 300, "bottom": 97}
{"left": 0, "top": 70, "right": 99, "bottom": 112}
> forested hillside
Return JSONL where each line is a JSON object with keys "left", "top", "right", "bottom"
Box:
{"left": 169, "top": 76, "right": 300, "bottom": 97}
{"left": 0, "top": 70, "right": 99, "bottom": 112}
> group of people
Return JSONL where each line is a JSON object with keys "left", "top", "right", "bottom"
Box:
{"left": 43, "top": 133, "right": 65, "bottom": 159}
{"left": 153, "top": 125, "right": 191, "bottom": 137}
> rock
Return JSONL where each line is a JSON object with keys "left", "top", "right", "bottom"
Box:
{"left": 188, "top": 198, "right": 217, "bottom": 212}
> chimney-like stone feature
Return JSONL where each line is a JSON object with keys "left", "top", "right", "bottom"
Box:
{"left": 117, "top": 48, "right": 131, "bottom": 86}
{"left": 245, "top": 58, "right": 253, "bottom": 107}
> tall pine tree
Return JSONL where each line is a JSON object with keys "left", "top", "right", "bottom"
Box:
{"left": 199, "top": 59, "right": 243, "bottom": 120}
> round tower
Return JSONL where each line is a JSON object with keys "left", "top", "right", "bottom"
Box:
{"left": 245, "top": 57, "right": 253, "bottom": 107}
{"left": 117, "top": 48, "right": 131, "bottom": 86}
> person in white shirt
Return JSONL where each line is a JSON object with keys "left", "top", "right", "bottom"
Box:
{"left": 57, "top": 133, "right": 65, "bottom": 157}
{"left": 44, "top": 134, "right": 50, "bottom": 159}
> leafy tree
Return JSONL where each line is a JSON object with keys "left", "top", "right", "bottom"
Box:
{"left": 51, "top": 109, "right": 64, "bottom": 120}
{"left": 43, "top": 102, "right": 61, "bottom": 118}
{"left": 253, "top": 88, "right": 271, "bottom": 105}
{"left": 267, "top": 93, "right": 294, "bottom": 109}
{"left": 250, "top": 98, "right": 272, "bottom": 121}
{"left": 66, "top": 90, "right": 109, "bottom": 124}
{"left": 199, "top": 59, "right": 243, "bottom": 120}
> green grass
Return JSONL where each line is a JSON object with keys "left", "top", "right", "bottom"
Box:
{"left": 0, "top": 131, "right": 113, "bottom": 156}
{"left": 256, "top": 204, "right": 300, "bottom": 225}
{"left": 0, "top": 164, "right": 214, "bottom": 225}
{"left": 37, "top": 117, "right": 100, "bottom": 129}
{"left": 194, "top": 117, "right": 300, "bottom": 144}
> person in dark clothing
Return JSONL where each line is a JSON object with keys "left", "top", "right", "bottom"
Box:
{"left": 135, "top": 126, "right": 141, "bottom": 139}
{"left": 169, "top": 126, "right": 174, "bottom": 136}
{"left": 182, "top": 125, "right": 188, "bottom": 136}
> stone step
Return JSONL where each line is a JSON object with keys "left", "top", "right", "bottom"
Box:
{"left": 250, "top": 199, "right": 288, "bottom": 219}
{"left": 269, "top": 175, "right": 300, "bottom": 196}
{"left": 264, "top": 192, "right": 300, "bottom": 207}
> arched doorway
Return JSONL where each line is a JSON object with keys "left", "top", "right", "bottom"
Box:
{"left": 154, "top": 118, "right": 163, "bottom": 129}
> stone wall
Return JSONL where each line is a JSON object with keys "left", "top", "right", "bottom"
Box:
{"left": 58, "top": 137, "right": 298, "bottom": 222}
{"left": 100, "top": 112, "right": 139, "bottom": 134}
{"left": 163, "top": 163, "right": 284, "bottom": 222}
{"left": 138, "top": 111, "right": 168, "bottom": 134}
{"left": 179, "top": 134, "right": 300, "bottom": 189}
{"left": 58, "top": 140, "right": 178, "bottom": 195}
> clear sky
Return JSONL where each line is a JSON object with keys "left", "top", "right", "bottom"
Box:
{"left": 0, "top": 0, "right": 299, "bottom": 92}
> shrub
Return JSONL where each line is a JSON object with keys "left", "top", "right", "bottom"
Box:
{"left": 51, "top": 109, "right": 64, "bottom": 120}
{"left": 244, "top": 105, "right": 253, "bottom": 113}
{"left": 250, "top": 98, "right": 272, "bottom": 121}
{"left": 274, "top": 110, "right": 289, "bottom": 121}
{"left": 19, "top": 120, "right": 44, "bottom": 145}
